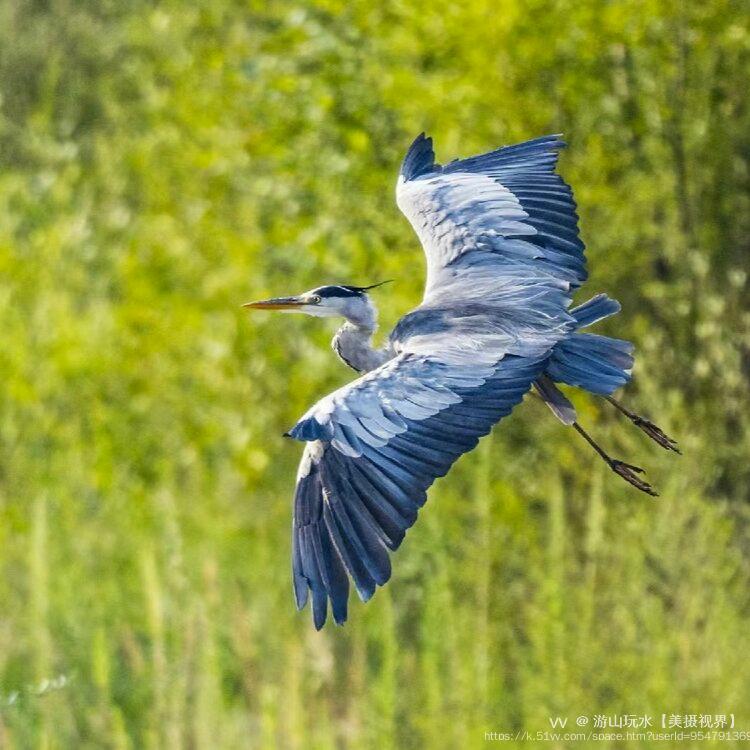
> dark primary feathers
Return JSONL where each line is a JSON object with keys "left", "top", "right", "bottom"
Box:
{"left": 399, "top": 132, "right": 438, "bottom": 181}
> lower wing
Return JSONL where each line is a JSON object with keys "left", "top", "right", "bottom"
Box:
{"left": 288, "top": 352, "right": 548, "bottom": 629}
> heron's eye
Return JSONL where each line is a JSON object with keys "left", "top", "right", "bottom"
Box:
{"left": 309, "top": 295, "right": 322, "bottom": 304}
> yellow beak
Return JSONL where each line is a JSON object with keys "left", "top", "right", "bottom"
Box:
{"left": 242, "top": 296, "right": 305, "bottom": 310}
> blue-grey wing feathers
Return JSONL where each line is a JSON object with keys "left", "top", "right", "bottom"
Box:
{"left": 569, "top": 293, "right": 621, "bottom": 327}
{"left": 396, "top": 133, "right": 587, "bottom": 297}
{"left": 289, "top": 353, "right": 547, "bottom": 628}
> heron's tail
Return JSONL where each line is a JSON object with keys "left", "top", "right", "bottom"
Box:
{"left": 547, "top": 294, "right": 634, "bottom": 395}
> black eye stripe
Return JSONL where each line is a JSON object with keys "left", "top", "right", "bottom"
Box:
{"left": 312, "top": 285, "right": 364, "bottom": 299}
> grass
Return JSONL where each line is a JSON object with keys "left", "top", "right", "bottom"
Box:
{"left": 1, "top": 0, "right": 750, "bottom": 747}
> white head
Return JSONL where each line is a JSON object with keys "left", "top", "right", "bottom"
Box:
{"left": 243, "top": 282, "right": 390, "bottom": 330}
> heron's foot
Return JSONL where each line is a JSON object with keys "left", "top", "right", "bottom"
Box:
{"left": 605, "top": 397, "right": 681, "bottom": 454}
{"left": 631, "top": 416, "right": 681, "bottom": 454}
{"left": 609, "top": 459, "right": 658, "bottom": 497}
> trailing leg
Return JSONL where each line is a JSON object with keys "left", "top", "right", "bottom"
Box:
{"left": 572, "top": 422, "right": 658, "bottom": 497}
{"left": 605, "top": 396, "right": 681, "bottom": 453}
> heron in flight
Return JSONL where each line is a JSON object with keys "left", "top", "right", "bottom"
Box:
{"left": 245, "top": 133, "right": 679, "bottom": 629}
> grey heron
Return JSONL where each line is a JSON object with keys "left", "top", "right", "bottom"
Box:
{"left": 245, "top": 133, "right": 679, "bottom": 629}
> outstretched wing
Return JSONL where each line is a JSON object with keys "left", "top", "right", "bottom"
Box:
{"left": 287, "top": 351, "right": 548, "bottom": 628}
{"left": 396, "top": 133, "right": 587, "bottom": 304}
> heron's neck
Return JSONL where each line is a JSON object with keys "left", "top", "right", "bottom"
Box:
{"left": 331, "top": 305, "right": 390, "bottom": 373}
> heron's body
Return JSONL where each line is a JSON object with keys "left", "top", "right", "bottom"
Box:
{"left": 245, "top": 133, "right": 679, "bottom": 629}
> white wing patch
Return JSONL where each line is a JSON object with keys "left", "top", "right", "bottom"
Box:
{"left": 297, "top": 440, "right": 325, "bottom": 480}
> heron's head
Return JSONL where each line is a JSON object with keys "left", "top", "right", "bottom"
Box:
{"left": 243, "top": 282, "right": 390, "bottom": 329}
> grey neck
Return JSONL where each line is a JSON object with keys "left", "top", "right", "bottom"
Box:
{"left": 331, "top": 300, "right": 391, "bottom": 373}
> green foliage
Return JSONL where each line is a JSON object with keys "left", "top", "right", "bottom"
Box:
{"left": 1, "top": 0, "right": 749, "bottom": 747}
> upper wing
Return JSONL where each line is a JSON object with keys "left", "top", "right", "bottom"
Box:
{"left": 287, "top": 351, "right": 548, "bottom": 629}
{"left": 396, "top": 133, "right": 587, "bottom": 304}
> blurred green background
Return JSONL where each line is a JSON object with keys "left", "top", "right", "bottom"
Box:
{"left": 1, "top": 0, "right": 750, "bottom": 747}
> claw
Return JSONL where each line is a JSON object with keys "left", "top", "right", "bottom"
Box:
{"left": 632, "top": 416, "right": 681, "bottom": 454}
{"left": 616, "top": 460, "right": 645, "bottom": 474}
{"left": 610, "top": 459, "right": 658, "bottom": 497}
